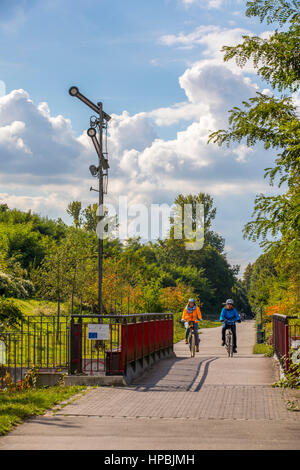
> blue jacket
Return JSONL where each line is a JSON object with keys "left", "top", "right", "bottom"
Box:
{"left": 220, "top": 307, "right": 240, "bottom": 323}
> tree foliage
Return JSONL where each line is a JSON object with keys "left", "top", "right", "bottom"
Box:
{"left": 0, "top": 194, "right": 249, "bottom": 319}
{"left": 0, "top": 297, "right": 23, "bottom": 332}
{"left": 209, "top": 0, "right": 300, "bottom": 316}
{"left": 246, "top": 0, "right": 300, "bottom": 25}
{"left": 223, "top": 1, "right": 300, "bottom": 92}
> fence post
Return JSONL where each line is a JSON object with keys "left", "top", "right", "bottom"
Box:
{"left": 134, "top": 317, "right": 137, "bottom": 367}
{"left": 154, "top": 318, "right": 156, "bottom": 355}
{"left": 69, "top": 317, "right": 82, "bottom": 375}
{"left": 141, "top": 317, "right": 144, "bottom": 365}
{"left": 285, "top": 324, "right": 289, "bottom": 371}
{"left": 124, "top": 317, "right": 128, "bottom": 374}
{"left": 148, "top": 316, "right": 151, "bottom": 357}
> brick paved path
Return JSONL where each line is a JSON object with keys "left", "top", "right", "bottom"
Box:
{"left": 0, "top": 320, "right": 299, "bottom": 449}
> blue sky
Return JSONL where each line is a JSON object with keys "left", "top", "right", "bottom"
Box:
{"left": 1, "top": 0, "right": 268, "bottom": 131}
{"left": 0, "top": 0, "right": 289, "bottom": 274}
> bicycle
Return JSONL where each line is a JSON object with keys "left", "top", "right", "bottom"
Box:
{"left": 224, "top": 322, "right": 235, "bottom": 357}
{"left": 187, "top": 320, "right": 196, "bottom": 357}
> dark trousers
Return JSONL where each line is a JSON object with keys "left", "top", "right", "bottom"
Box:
{"left": 185, "top": 323, "right": 199, "bottom": 346}
{"left": 222, "top": 323, "right": 237, "bottom": 348}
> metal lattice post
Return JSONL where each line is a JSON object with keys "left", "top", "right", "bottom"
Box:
{"left": 98, "top": 102, "right": 104, "bottom": 319}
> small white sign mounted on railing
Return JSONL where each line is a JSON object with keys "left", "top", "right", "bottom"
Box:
{"left": 87, "top": 323, "right": 110, "bottom": 340}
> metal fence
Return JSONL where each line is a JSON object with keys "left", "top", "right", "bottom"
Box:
{"left": 0, "top": 313, "right": 174, "bottom": 388}
{"left": 0, "top": 315, "right": 70, "bottom": 389}
{"left": 70, "top": 314, "right": 122, "bottom": 376}
{"left": 273, "top": 314, "right": 300, "bottom": 370}
{"left": 70, "top": 313, "right": 174, "bottom": 376}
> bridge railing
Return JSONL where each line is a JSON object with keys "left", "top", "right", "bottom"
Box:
{"left": 0, "top": 315, "right": 71, "bottom": 389}
{"left": 272, "top": 314, "right": 300, "bottom": 370}
{"left": 70, "top": 313, "right": 174, "bottom": 377}
{"left": 121, "top": 314, "right": 174, "bottom": 375}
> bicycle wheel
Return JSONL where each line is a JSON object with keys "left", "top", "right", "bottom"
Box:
{"left": 190, "top": 333, "right": 195, "bottom": 357}
{"left": 229, "top": 332, "right": 233, "bottom": 357}
{"left": 191, "top": 335, "right": 195, "bottom": 357}
{"left": 226, "top": 331, "right": 233, "bottom": 357}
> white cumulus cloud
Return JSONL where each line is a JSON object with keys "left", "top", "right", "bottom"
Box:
{"left": 181, "top": 0, "right": 223, "bottom": 9}
{"left": 0, "top": 20, "right": 277, "bottom": 270}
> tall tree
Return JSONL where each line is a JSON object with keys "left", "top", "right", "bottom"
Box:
{"left": 67, "top": 201, "right": 82, "bottom": 229}
{"left": 82, "top": 204, "right": 98, "bottom": 232}
{"left": 32, "top": 242, "right": 69, "bottom": 334}
{"left": 242, "top": 263, "right": 253, "bottom": 293}
{"left": 208, "top": 0, "right": 300, "bottom": 314}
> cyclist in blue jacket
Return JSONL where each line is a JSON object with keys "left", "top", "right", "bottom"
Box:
{"left": 220, "top": 299, "right": 241, "bottom": 353}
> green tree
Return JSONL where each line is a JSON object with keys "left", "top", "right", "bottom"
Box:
{"left": 0, "top": 206, "right": 67, "bottom": 272}
{"left": 141, "top": 279, "right": 163, "bottom": 313}
{"left": 0, "top": 204, "right": 8, "bottom": 213}
{"left": 67, "top": 201, "right": 82, "bottom": 229}
{"left": 247, "top": 251, "right": 280, "bottom": 310}
{"left": 62, "top": 229, "right": 97, "bottom": 315}
{"left": 242, "top": 263, "right": 253, "bottom": 293}
{"left": 223, "top": 1, "right": 300, "bottom": 92}
{"left": 32, "top": 242, "right": 69, "bottom": 332}
{"left": 209, "top": 0, "right": 299, "bottom": 246}
{"left": 231, "top": 280, "right": 252, "bottom": 316}
{"left": 1, "top": 224, "right": 48, "bottom": 270}
{"left": 208, "top": 0, "right": 300, "bottom": 314}
{"left": 156, "top": 193, "right": 237, "bottom": 317}
{"left": 82, "top": 204, "right": 98, "bottom": 232}
{"left": 0, "top": 298, "right": 23, "bottom": 332}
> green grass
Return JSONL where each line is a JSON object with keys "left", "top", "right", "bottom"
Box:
{"left": 0, "top": 385, "right": 88, "bottom": 436}
{"left": 5, "top": 300, "right": 221, "bottom": 362}
{"left": 253, "top": 343, "right": 274, "bottom": 357}
{"left": 11, "top": 298, "right": 69, "bottom": 317}
{"left": 200, "top": 320, "right": 222, "bottom": 329}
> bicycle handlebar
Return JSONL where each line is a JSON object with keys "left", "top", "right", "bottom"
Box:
{"left": 222, "top": 319, "right": 241, "bottom": 324}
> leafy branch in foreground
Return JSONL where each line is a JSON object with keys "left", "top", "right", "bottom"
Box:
{"left": 208, "top": 93, "right": 300, "bottom": 187}
{"left": 223, "top": 29, "right": 300, "bottom": 93}
{"left": 243, "top": 187, "right": 300, "bottom": 251}
{"left": 208, "top": 0, "right": 300, "bottom": 315}
{"left": 222, "top": 1, "right": 300, "bottom": 92}
{"left": 246, "top": 0, "right": 300, "bottom": 25}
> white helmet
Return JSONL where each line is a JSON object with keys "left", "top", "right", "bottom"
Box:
{"left": 226, "top": 299, "right": 234, "bottom": 305}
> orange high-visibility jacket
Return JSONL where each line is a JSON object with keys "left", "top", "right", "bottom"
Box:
{"left": 182, "top": 305, "right": 202, "bottom": 323}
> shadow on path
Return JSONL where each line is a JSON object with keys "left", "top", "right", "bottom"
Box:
{"left": 132, "top": 355, "right": 218, "bottom": 392}
{"left": 193, "top": 358, "right": 217, "bottom": 391}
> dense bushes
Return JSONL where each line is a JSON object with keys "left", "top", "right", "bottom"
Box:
{"left": 0, "top": 271, "right": 34, "bottom": 299}
{"left": 0, "top": 197, "right": 250, "bottom": 319}
{"left": 0, "top": 297, "right": 23, "bottom": 330}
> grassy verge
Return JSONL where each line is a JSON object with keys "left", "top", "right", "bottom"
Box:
{"left": 0, "top": 385, "right": 87, "bottom": 436}
{"left": 173, "top": 312, "right": 221, "bottom": 344}
{"left": 253, "top": 343, "right": 274, "bottom": 357}
{"left": 11, "top": 298, "right": 69, "bottom": 316}
{"left": 200, "top": 320, "right": 222, "bottom": 329}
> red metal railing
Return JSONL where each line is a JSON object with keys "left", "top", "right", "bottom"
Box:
{"left": 120, "top": 316, "right": 173, "bottom": 372}
{"left": 273, "top": 314, "right": 300, "bottom": 371}
{"left": 70, "top": 314, "right": 174, "bottom": 376}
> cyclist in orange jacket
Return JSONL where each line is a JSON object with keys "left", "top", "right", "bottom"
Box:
{"left": 181, "top": 298, "right": 202, "bottom": 352}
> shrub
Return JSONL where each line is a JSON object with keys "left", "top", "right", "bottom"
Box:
{"left": 273, "top": 361, "right": 300, "bottom": 389}
{"left": 0, "top": 271, "right": 15, "bottom": 297}
{"left": 0, "top": 271, "right": 34, "bottom": 298}
{"left": 0, "top": 297, "right": 23, "bottom": 330}
{"left": 253, "top": 343, "right": 274, "bottom": 356}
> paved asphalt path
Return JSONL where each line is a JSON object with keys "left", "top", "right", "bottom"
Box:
{"left": 0, "top": 320, "right": 299, "bottom": 450}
